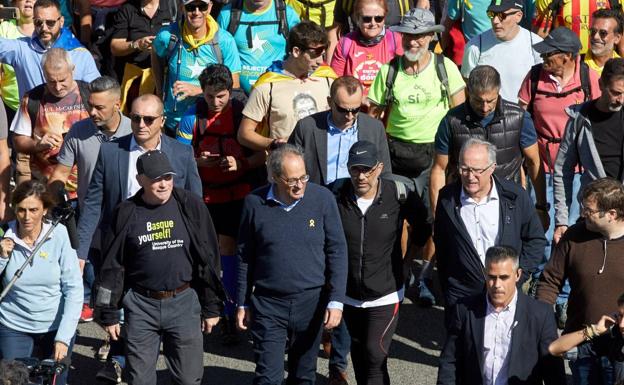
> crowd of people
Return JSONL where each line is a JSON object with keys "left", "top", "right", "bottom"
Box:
{"left": 1, "top": 0, "right": 624, "bottom": 384}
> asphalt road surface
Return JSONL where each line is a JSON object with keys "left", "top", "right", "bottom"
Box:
{"left": 69, "top": 286, "right": 447, "bottom": 385}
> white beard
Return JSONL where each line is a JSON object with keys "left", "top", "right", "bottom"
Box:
{"left": 404, "top": 49, "right": 425, "bottom": 62}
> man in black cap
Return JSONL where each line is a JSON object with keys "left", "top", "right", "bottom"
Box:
{"left": 336, "top": 140, "right": 431, "bottom": 385}
{"left": 461, "top": 0, "right": 543, "bottom": 102}
{"left": 94, "top": 150, "right": 225, "bottom": 385}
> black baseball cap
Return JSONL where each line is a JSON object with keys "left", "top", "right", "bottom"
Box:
{"left": 348, "top": 141, "right": 379, "bottom": 169}
{"left": 487, "top": 0, "right": 523, "bottom": 12}
{"left": 136, "top": 150, "right": 176, "bottom": 180}
{"left": 533, "top": 27, "right": 582, "bottom": 54}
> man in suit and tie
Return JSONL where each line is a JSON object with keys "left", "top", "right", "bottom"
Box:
{"left": 434, "top": 138, "right": 545, "bottom": 324}
{"left": 77, "top": 93, "right": 201, "bottom": 382}
{"left": 437, "top": 246, "right": 566, "bottom": 385}
{"left": 287, "top": 75, "right": 391, "bottom": 383}
{"left": 288, "top": 75, "right": 392, "bottom": 187}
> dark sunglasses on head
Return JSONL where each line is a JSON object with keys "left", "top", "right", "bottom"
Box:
{"left": 184, "top": 2, "right": 209, "bottom": 12}
{"left": 360, "top": 15, "right": 385, "bottom": 23}
{"left": 486, "top": 10, "right": 520, "bottom": 21}
{"left": 334, "top": 104, "right": 360, "bottom": 115}
{"left": 303, "top": 46, "right": 326, "bottom": 59}
{"left": 34, "top": 16, "right": 61, "bottom": 28}
{"left": 130, "top": 114, "right": 162, "bottom": 125}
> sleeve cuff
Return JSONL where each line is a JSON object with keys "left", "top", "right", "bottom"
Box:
{"left": 327, "top": 301, "right": 343, "bottom": 311}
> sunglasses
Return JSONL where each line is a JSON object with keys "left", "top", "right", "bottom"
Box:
{"left": 486, "top": 10, "right": 520, "bottom": 21}
{"left": 34, "top": 16, "right": 61, "bottom": 29}
{"left": 130, "top": 114, "right": 162, "bottom": 125}
{"left": 590, "top": 28, "right": 611, "bottom": 39}
{"left": 184, "top": 2, "right": 209, "bottom": 12}
{"left": 349, "top": 163, "right": 379, "bottom": 177}
{"left": 302, "top": 46, "right": 326, "bottom": 59}
{"left": 360, "top": 15, "right": 385, "bottom": 23}
{"left": 334, "top": 104, "right": 360, "bottom": 115}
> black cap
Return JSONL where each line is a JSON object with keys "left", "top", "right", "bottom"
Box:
{"left": 487, "top": 0, "right": 523, "bottom": 12}
{"left": 533, "top": 27, "right": 581, "bottom": 54}
{"left": 348, "top": 141, "right": 379, "bottom": 169}
{"left": 136, "top": 150, "right": 176, "bottom": 180}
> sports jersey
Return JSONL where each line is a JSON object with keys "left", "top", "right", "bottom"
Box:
{"left": 0, "top": 20, "right": 26, "bottom": 111}
{"left": 368, "top": 54, "right": 465, "bottom": 144}
{"left": 585, "top": 50, "right": 621, "bottom": 74}
{"left": 153, "top": 16, "right": 242, "bottom": 130}
{"left": 217, "top": 1, "right": 300, "bottom": 94}
{"left": 286, "top": 0, "right": 336, "bottom": 28}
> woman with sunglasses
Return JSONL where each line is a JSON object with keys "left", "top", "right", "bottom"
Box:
{"left": 331, "top": 0, "right": 402, "bottom": 105}
{"left": 0, "top": 180, "right": 83, "bottom": 385}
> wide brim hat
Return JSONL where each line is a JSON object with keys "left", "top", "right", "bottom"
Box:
{"left": 390, "top": 8, "right": 445, "bottom": 35}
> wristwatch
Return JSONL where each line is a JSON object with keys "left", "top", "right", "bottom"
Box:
{"left": 535, "top": 202, "right": 551, "bottom": 211}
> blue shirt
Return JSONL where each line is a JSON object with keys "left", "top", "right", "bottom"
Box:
{"left": 447, "top": 0, "right": 492, "bottom": 41}
{"left": 266, "top": 183, "right": 302, "bottom": 211}
{"left": 435, "top": 108, "right": 538, "bottom": 155}
{"left": 217, "top": 1, "right": 300, "bottom": 94}
{"left": 326, "top": 115, "right": 358, "bottom": 185}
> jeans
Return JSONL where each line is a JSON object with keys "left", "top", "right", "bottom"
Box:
{"left": 571, "top": 342, "right": 615, "bottom": 385}
{"left": 533, "top": 172, "right": 581, "bottom": 302}
{"left": 0, "top": 323, "right": 76, "bottom": 385}
{"left": 329, "top": 320, "right": 351, "bottom": 373}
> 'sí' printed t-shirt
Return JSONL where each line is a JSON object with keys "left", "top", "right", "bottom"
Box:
{"left": 125, "top": 196, "right": 192, "bottom": 291}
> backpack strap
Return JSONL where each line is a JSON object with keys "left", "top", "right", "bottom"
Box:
{"left": 341, "top": 32, "right": 354, "bottom": 58}
{"left": 579, "top": 61, "right": 592, "bottom": 102}
{"left": 275, "top": 0, "right": 289, "bottom": 40}
{"left": 527, "top": 63, "right": 542, "bottom": 115}
{"left": 208, "top": 30, "right": 223, "bottom": 64}
{"left": 227, "top": 0, "right": 244, "bottom": 36}
{"left": 27, "top": 84, "right": 46, "bottom": 132}
{"left": 394, "top": 179, "right": 407, "bottom": 203}
{"left": 382, "top": 56, "right": 400, "bottom": 108}
{"left": 434, "top": 53, "right": 450, "bottom": 107}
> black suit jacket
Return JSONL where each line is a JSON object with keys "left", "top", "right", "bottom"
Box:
{"left": 288, "top": 111, "right": 392, "bottom": 185}
{"left": 437, "top": 292, "right": 566, "bottom": 385}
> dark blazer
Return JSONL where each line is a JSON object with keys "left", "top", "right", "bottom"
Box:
{"left": 288, "top": 111, "right": 392, "bottom": 185}
{"left": 77, "top": 134, "right": 202, "bottom": 259}
{"left": 437, "top": 292, "right": 566, "bottom": 385}
{"left": 434, "top": 177, "right": 545, "bottom": 312}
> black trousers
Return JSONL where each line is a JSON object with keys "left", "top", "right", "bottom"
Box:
{"left": 343, "top": 302, "right": 400, "bottom": 385}
{"left": 251, "top": 288, "right": 326, "bottom": 385}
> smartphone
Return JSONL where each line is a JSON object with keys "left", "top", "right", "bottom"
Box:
{"left": 0, "top": 7, "right": 17, "bottom": 20}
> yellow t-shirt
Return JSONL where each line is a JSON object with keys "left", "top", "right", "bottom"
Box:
{"left": 286, "top": 0, "right": 336, "bottom": 28}
{"left": 584, "top": 50, "right": 621, "bottom": 74}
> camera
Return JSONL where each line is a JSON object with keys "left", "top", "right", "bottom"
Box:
{"left": 14, "top": 358, "right": 68, "bottom": 385}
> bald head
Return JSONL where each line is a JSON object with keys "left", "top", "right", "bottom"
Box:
{"left": 131, "top": 94, "right": 164, "bottom": 115}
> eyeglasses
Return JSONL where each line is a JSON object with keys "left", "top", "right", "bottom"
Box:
{"left": 458, "top": 163, "right": 494, "bottom": 176}
{"left": 130, "top": 114, "right": 162, "bottom": 125}
{"left": 334, "top": 104, "right": 360, "bottom": 115}
{"left": 302, "top": 46, "right": 326, "bottom": 59}
{"left": 486, "top": 10, "right": 520, "bottom": 21}
{"left": 590, "top": 28, "right": 611, "bottom": 39}
{"left": 279, "top": 174, "right": 310, "bottom": 187}
{"left": 360, "top": 15, "right": 385, "bottom": 23}
{"left": 349, "top": 163, "right": 379, "bottom": 177}
{"left": 184, "top": 2, "right": 209, "bottom": 12}
{"left": 34, "top": 16, "right": 61, "bottom": 29}
{"left": 540, "top": 50, "right": 564, "bottom": 59}
{"left": 581, "top": 204, "right": 605, "bottom": 216}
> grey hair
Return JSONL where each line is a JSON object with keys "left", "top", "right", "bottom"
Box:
{"left": 484, "top": 246, "right": 520, "bottom": 271}
{"left": 459, "top": 138, "right": 497, "bottom": 165}
{"left": 88, "top": 76, "right": 121, "bottom": 97}
{"left": 41, "top": 47, "right": 73, "bottom": 71}
{"left": 267, "top": 144, "right": 304, "bottom": 179}
{"left": 467, "top": 65, "right": 501, "bottom": 95}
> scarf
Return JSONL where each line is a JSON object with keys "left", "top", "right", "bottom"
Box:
{"left": 182, "top": 14, "right": 218, "bottom": 50}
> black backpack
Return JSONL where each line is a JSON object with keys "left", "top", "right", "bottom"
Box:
{"left": 27, "top": 81, "right": 91, "bottom": 130}
{"left": 381, "top": 54, "right": 450, "bottom": 110}
{"left": 227, "top": 0, "right": 289, "bottom": 47}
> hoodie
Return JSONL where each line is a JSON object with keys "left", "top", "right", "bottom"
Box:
{"left": 0, "top": 28, "right": 100, "bottom": 99}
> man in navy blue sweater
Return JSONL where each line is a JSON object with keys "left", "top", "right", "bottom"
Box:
{"left": 236, "top": 144, "right": 348, "bottom": 385}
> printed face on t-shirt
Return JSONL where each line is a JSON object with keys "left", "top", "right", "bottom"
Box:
{"left": 293, "top": 93, "right": 318, "bottom": 120}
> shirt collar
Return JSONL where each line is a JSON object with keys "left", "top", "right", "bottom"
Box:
{"left": 486, "top": 289, "right": 519, "bottom": 315}
{"left": 460, "top": 178, "right": 499, "bottom": 205}
{"left": 5, "top": 220, "right": 53, "bottom": 250}
{"left": 130, "top": 134, "right": 162, "bottom": 152}
{"left": 327, "top": 112, "right": 358, "bottom": 134}
{"left": 267, "top": 183, "right": 302, "bottom": 210}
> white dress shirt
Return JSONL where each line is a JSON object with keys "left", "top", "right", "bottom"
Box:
{"left": 459, "top": 183, "right": 500, "bottom": 266}
{"left": 483, "top": 291, "right": 518, "bottom": 385}
{"left": 126, "top": 135, "right": 162, "bottom": 198}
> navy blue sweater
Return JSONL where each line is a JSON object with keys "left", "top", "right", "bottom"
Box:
{"left": 236, "top": 183, "right": 348, "bottom": 306}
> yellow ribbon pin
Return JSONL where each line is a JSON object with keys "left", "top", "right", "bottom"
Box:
{"left": 39, "top": 251, "right": 48, "bottom": 259}
{"left": 309, "top": 219, "right": 315, "bottom": 227}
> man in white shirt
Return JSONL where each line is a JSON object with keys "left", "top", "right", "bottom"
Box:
{"left": 437, "top": 246, "right": 565, "bottom": 385}
{"left": 461, "top": 0, "right": 543, "bottom": 102}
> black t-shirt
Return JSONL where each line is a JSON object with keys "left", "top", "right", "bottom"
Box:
{"left": 125, "top": 195, "right": 193, "bottom": 291}
{"left": 111, "top": 0, "right": 174, "bottom": 68}
{"left": 589, "top": 101, "right": 624, "bottom": 179}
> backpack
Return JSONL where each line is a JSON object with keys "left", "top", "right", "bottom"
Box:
{"left": 27, "top": 81, "right": 91, "bottom": 131}
{"left": 227, "top": 0, "right": 290, "bottom": 47}
{"left": 526, "top": 62, "right": 592, "bottom": 116}
{"left": 381, "top": 53, "right": 450, "bottom": 110}
{"left": 340, "top": 29, "right": 400, "bottom": 59}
